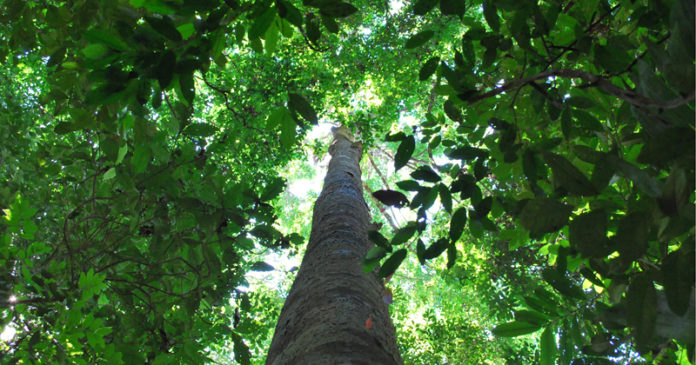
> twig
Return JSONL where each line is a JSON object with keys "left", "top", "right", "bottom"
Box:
{"left": 469, "top": 68, "right": 695, "bottom": 110}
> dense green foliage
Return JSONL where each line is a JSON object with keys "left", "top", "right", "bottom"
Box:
{"left": 0, "top": 0, "right": 693, "bottom": 364}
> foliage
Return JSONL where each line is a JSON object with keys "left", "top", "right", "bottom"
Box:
{"left": 0, "top": 0, "right": 693, "bottom": 363}
{"left": 366, "top": 0, "right": 695, "bottom": 363}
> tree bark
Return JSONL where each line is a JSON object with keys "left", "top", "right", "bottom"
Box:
{"left": 266, "top": 126, "right": 402, "bottom": 365}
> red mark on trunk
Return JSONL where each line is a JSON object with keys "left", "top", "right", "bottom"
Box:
{"left": 365, "top": 317, "right": 373, "bottom": 329}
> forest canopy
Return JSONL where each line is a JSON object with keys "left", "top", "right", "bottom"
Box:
{"left": 0, "top": 0, "right": 693, "bottom": 364}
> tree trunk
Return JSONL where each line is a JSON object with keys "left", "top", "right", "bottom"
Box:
{"left": 266, "top": 126, "right": 402, "bottom": 364}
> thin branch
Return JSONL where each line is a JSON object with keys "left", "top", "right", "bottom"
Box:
{"left": 469, "top": 68, "right": 695, "bottom": 110}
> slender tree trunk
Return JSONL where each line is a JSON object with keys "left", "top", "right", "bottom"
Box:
{"left": 266, "top": 126, "right": 402, "bottom": 364}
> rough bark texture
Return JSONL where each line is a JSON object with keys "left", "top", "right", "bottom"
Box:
{"left": 266, "top": 127, "right": 402, "bottom": 365}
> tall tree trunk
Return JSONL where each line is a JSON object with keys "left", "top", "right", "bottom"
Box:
{"left": 266, "top": 126, "right": 402, "bottom": 364}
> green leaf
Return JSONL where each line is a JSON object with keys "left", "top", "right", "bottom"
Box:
{"left": 261, "top": 178, "right": 286, "bottom": 201}
{"left": 606, "top": 156, "right": 662, "bottom": 197}
{"left": 514, "top": 309, "right": 550, "bottom": 326}
{"left": 626, "top": 274, "right": 657, "bottom": 348}
{"left": 440, "top": 0, "right": 466, "bottom": 16}
{"left": 410, "top": 165, "right": 441, "bottom": 182}
{"left": 396, "top": 179, "right": 420, "bottom": 191}
{"left": 82, "top": 43, "right": 109, "bottom": 59}
{"left": 542, "top": 267, "right": 584, "bottom": 300}
{"left": 540, "top": 325, "right": 556, "bottom": 365}
{"left": 288, "top": 93, "right": 318, "bottom": 124}
{"left": 250, "top": 261, "right": 275, "bottom": 272}
{"left": 131, "top": 145, "right": 151, "bottom": 174}
{"left": 449, "top": 207, "right": 467, "bottom": 242}
{"left": 423, "top": 238, "right": 448, "bottom": 259}
{"left": 416, "top": 239, "right": 426, "bottom": 264}
{"left": 482, "top": 1, "right": 500, "bottom": 32}
{"left": 176, "top": 23, "right": 196, "bottom": 39}
{"left": 102, "top": 167, "right": 116, "bottom": 180}
{"left": 232, "top": 332, "right": 251, "bottom": 365}
{"left": 368, "top": 229, "right": 389, "bottom": 247}
{"left": 438, "top": 184, "right": 452, "bottom": 213}
{"left": 391, "top": 222, "right": 417, "bottom": 245}
{"left": 413, "top": 0, "right": 438, "bottom": 15}
{"left": 184, "top": 123, "right": 217, "bottom": 137}
{"left": 365, "top": 246, "right": 387, "bottom": 261}
{"left": 662, "top": 248, "right": 695, "bottom": 316}
{"left": 613, "top": 212, "right": 649, "bottom": 263}
{"left": 569, "top": 209, "right": 608, "bottom": 258}
{"left": 405, "top": 30, "right": 435, "bottom": 49}
{"left": 492, "top": 321, "right": 541, "bottom": 337}
{"left": 543, "top": 152, "right": 597, "bottom": 196}
{"left": 83, "top": 29, "right": 127, "bottom": 51}
{"left": 394, "top": 135, "right": 415, "bottom": 171}
{"left": 519, "top": 198, "right": 572, "bottom": 234}
{"left": 268, "top": 107, "right": 296, "bottom": 148}
{"left": 145, "top": 16, "right": 182, "bottom": 41}
{"left": 249, "top": 8, "right": 276, "bottom": 39}
{"left": 378, "top": 248, "right": 407, "bottom": 278}
{"left": 419, "top": 56, "right": 440, "bottom": 81}
{"left": 446, "top": 241, "right": 457, "bottom": 268}
{"left": 319, "top": 2, "right": 358, "bottom": 18}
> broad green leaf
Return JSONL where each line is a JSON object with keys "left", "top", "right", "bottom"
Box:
{"left": 365, "top": 246, "right": 387, "bottom": 261}
{"left": 449, "top": 207, "right": 467, "bottom": 242}
{"left": 492, "top": 321, "right": 541, "bottom": 337}
{"left": 419, "top": 56, "right": 440, "bottom": 81}
{"left": 423, "top": 238, "right": 448, "bottom": 259}
{"left": 438, "top": 184, "right": 452, "bottom": 213}
{"left": 482, "top": 1, "right": 500, "bottom": 32}
{"left": 250, "top": 261, "right": 275, "bottom": 272}
{"left": 131, "top": 145, "right": 151, "bottom": 174}
{"left": 378, "top": 249, "right": 407, "bottom": 278}
{"left": 607, "top": 155, "right": 661, "bottom": 197}
{"left": 416, "top": 239, "right": 426, "bottom": 264}
{"left": 518, "top": 198, "right": 572, "bottom": 234}
{"left": 83, "top": 29, "right": 127, "bottom": 51}
{"left": 288, "top": 93, "right": 318, "bottom": 124}
{"left": 396, "top": 179, "right": 420, "bottom": 191}
{"left": 514, "top": 309, "right": 550, "bottom": 326}
{"left": 394, "top": 135, "right": 415, "bottom": 171}
{"left": 569, "top": 209, "right": 608, "bottom": 258}
{"left": 176, "top": 23, "right": 195, "bottom": 39}
{"left": 613, "top": 212, "right": 649, "bottom": 263}
{"left": 102, "top": 167, "right": 116, "bottom": 180}
{"left": 232, "top": 332, "right": 251, "bottom": 365}
{"left": 391, "top": 222, "right": 417, "bottom": 245}
{"left": 440, "top": 0, "right": 466, "bottom": 16}
{"left": 184, "top": 123, "right": 217, "bottom": 137}
{"left": 446, "top": 241, "right": 457, "bottom": 268}
{"left": 249, "top": 8, "right": 276, "bottom": 39}
{"left": 145, "top": 16, "right": 182, "bottom": 41}
{"left": 543, "top": 152, "right": 597, "bottom": 196}
{"left": 405, "top": 30, "right": 435, "bottom": 49}
{"left": 410, "top": 165, "right": 440, "bottom": 182}
{"left": 261, "top": 178, "right": 286, "bottom": 201}
{"left": 542, "top": 267, "right": 584, "bottom": 300}
{"left": 626, "top": 274, "right": 657, "bottom": 348}
{"left": 662, "top": 248, "right": 695, "bottom": 316}
{"left": 82, "top": 43, "right": 109, "bottom": 59}
{"left": 540, "top": 325, "right": 556, "bottom": 365}
{"left": 319, "top": 2, "right": 358, "bottom": 18}
{"left": 413, "top": 0, "right": 438, "bottom": 15}
{"left": 368, "top": 230, "right": 389, "bottom": 247}
{"left": 268, "top": 107, "right": 296, "bottom": 148}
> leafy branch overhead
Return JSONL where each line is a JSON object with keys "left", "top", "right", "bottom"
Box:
{"left": 0, "top": 0, "right": 693, "bottom": 363}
